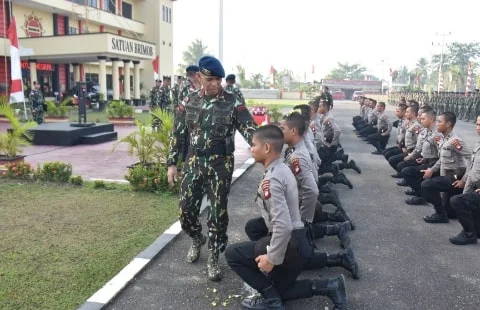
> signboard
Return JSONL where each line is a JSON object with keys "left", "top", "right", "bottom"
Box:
{"left": 21, "top": 61, "right": 54, "bottom": 71}
{"left": 109, "top": 35, "right": 155, "bottom": 58}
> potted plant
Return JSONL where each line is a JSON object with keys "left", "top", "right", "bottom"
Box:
{"left": 111, "top": 108, "right": 174, "bottom": 168}
{"left": 44, "top": 97, "right": 72, "bottom": 122}
{"left": 106, "top": 100, "right": 135, "bottom": 125}
{"left": 267, "top": 105, "right": 283, "bottom": 125}
{"left": 0, "top": 101, "right": 37, "bottom": 166}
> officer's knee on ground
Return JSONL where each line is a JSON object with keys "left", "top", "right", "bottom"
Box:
{"left": 450, "top": 194, "right": 464, "bottom": 210}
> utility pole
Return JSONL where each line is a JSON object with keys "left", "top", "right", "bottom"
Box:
{"left": 218, "top": 0, "right": 224, "bottom": 63}
{"left": 432, "top": 32, "right": 451, "bottom": 92}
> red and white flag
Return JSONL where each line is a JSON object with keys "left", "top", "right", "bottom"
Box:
{"left": 7, "top": 16, "right": 24, "bottom": 103}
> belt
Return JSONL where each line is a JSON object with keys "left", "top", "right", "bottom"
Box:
{"left": 192, "top": 144, "right": 228, "bottom": 157}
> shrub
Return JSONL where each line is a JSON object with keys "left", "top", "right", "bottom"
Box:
{"left": 35, "top": 161, "right": 72, "bottom": 183}
{"left": 70, "top": 175, "right": 83, "bottom": 186}
{"left": 106, "top": 100, "right": 134, "bottom": 118}
{"left": 267, "top": 106, "right": 283, "bottom": 123}
{"left": 93, "top": 180, "right": 106, "bottom": 189}
{"left": 5, "top": 161, "right": 34, "bottom": 179}
{"left": 125, "top": 164, "right": 177, "bottom": 193}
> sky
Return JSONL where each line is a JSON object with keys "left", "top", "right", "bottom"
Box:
{"left": 172, "top": 0, "right": 479, "bottom": 81}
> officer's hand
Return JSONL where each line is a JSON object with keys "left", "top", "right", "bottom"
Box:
{"left": 167, "top": 165, "right": 178, "bottom": 187}
{"left": 255, "top": 255, "right": 274, "bottom": 273}
{"left": 475, "top": 188, "right": 480, "bottom": 193}
{"left": 421, "top": 168, "right": 433, "bottom": 179}
{"left": 452, "top": 180, "right": 465, "bottom": 188}
{"left": 416, "top": 158, "right": 424, "bottom": 164}
{"left": 404, "top": 155, "right": 411, "bottom": 161}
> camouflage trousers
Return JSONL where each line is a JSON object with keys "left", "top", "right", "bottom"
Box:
{"left": 179, "top": 156, "right": 233, "bottom": 254}
{"left": 32, "top": 105, "right": 44, "bottom": 124}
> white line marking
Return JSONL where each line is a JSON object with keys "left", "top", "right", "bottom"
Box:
{"left": 164, "top": 220, "right": 182, "bottom": 235}
{"left": 232, "top": 168, "right": 246, "bottom": 178}
{"left": 87, "top": 257, "right": 150, "bottom": 304}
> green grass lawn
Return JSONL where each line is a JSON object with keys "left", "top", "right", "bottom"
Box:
{"left": 246, "top": 98, "right": 309, "bottom": 109}
{"left": 0, "top": 179, "right": 179, "bottom": 310}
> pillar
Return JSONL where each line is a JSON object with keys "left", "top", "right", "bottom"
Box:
{"left": 133, "top": 60, "right": 141, "bottom": 105}
{"left": 29, "top": 59, "right": 37, "bottom": 88}
{"left": 72, "top": 63, "right": 80, "bottom": 83}
{"left": 123, "top": 59, "right": 131, "bottom": 103}
{"left": 97, "top": 56, "right": 107, "bottom": 101}
{"left": 111, "top": 58, "right": 120, "bottom": 100}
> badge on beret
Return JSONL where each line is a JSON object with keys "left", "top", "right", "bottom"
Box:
{"left": 291, "top": 158, "right": 301, "bottom": 175}
{"left": 452, "top": 139, "right": 462, "bottom": 150}
{"left": 261, "top": 180, "right": 271, "bottom": 200}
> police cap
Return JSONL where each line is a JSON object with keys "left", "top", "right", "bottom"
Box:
{"left": 199, "top": 56, "right": 225, "bottom": 78}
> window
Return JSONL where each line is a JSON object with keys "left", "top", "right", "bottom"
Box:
{"left": 162, "top": 6, "right": 172, "bottom": 23}
{"left": 103, "top": 0, "right": 116, "bottom": 13}
{"left": 122, "top": 2, "right": 132, "bottom": 19}
{"left": 87, "top": 0, "right": 97, "bottom": 8}
{"left": 68, "top": 26, "right": 78, "bottom": 34}
{"left": 169, "top": 8, "right": 172, "bottom": 23}
{"left": 162, "top": 5, "right": 165, "bottom": 22}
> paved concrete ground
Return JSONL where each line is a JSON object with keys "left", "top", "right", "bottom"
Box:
{"left": 105, "top": 101, "right": 480, "bottom": 310}
{"left": 0, "top": 122, "right": 251, "bottom": 181}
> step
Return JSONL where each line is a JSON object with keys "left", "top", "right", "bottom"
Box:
{"left": 80, "top": 131, "right": 118, "bottom": 145}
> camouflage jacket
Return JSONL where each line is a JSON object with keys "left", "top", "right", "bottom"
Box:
{"left": 150, "top": 86, "right": 162, "bottom": 106}
{"left": 29, "top": 89, "right": 44, "bottom": 108}
{"left": 159, "top": 86, "right": 171, "bottom": 108}
{"left": 178, "top": 80, "right": 197, "bottom": 103}
{"left": 224, "top": 84, "right": 245, "bottom": 104}
{"left": 168, "top": 87, "right": 256, "bottom": 168}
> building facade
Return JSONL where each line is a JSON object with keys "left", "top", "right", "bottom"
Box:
{"left": 0, "top": 0, "right": 175, "bottom": 104}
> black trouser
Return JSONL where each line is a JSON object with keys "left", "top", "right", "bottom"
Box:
{"left": 313, "top": 201, "right": 329, "bottom": 223}
{"left": 421, "top": 176, "right": 463, "bottom": 218}
{"left": 367, "top": 132, "right": 389, "bottom": 152}
{"left": 225, "top": 241, "right": 330, "bottom": 301}
{"left": 359, "top": 125, "right": 376, "bottom": 137}
{"left": 245, "top": 217, "right": 328, "bottom": 270}
{"left": 384, "top": 147, "right": 402, "bottom": 160}
{"left": 396, "top": 159, "right": 418, "bottom": 173}
{"left": 402, "top": 164, "right": 431, "bottom": 196}
{"left": 388, "top": 153, "right": 407, "bottom": 171}
{"left": 451, "top": 193, "right": 480, "bottom": 235}
{"left": 353, "top": 120, "right": 367, "bottom": 130}
{"left": 318, "top": 145, "right": 337, "bottom": 175}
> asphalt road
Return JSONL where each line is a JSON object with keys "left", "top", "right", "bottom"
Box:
{"left": 106, "top": 101, "right": 480, "bottom": 310}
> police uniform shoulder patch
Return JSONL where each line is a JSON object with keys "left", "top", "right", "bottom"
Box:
{"left": 434, "top": 135, "right": 441, "bottom": 144}
{"left": 261, "top": 180, "right": 271, "bottom": 200}
{"left": 291, "top": 158, "right": 302, "bottom": 175}
{"left": 452, "top": 138, "right": 462, "bottom": 150}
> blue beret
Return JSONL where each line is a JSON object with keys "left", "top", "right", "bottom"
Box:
{"left": 186, "top": 65, "right": 199, "bottom": 73}
{"left": 199, "top": 56, "right": 225, "bottom": 78}
{"left": 226, "top": 74, "right": 236, "bottom": 81}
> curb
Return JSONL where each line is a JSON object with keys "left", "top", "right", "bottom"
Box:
{"left": 78, "top": 157, "right": 256, "bottom": 310}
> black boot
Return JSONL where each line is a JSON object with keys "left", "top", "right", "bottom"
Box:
{"left": 312, "top": 275, "right": 348, "bottom": 310}
{"left": 326, "top": 222, "right": 351, "bottom": 249}
{"left": 333, "top": 172, "right": 353, "bottom": 189}
{"left": 449, "top": 230, "right": 478, "bottom": 245}
{"left": 347, "top": 159, "right": 361, "bottom": 174}
{"left": 326, "top": 248, "right": 360, "bottom": 279}
{"left": 186, "top": 234, "right": 206, "bottom": 263}
{"left": 328, "top": 209, "right": 356, "bottom": 230}
{"left": 241, "top": 288, "right": 284, "bottom": 310}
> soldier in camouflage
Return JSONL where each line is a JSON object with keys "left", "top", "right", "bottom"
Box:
{"left": 150, "top": 79, "right": 162, "bottom": 109}
{"left": 225, "top": 74, "right": 245, "bottom": 104}
{"left": 178, "top": 65, "right": 201, "bottom": 106}
{"left": 171, "top": 76, "right": 184, "bottom": 110}
{"left": 30, "top": 81, "right": 44, "bottom": 124}
{"left": 167, "top": 56, "right": 256, "bottom": 282}
{"left": 159, "top": 75, "right": 172, "bottom": 110}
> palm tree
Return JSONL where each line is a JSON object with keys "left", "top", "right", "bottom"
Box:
{"left": 236, "top": 65, "right": 246, "bottom": 85}
{"left": 177, "top": 39, "right": 209, "bottom": 74}
{"left": 0, "top": 101, "right": 37, "bottom": 158}
{"left": 415, "top": 57, "right": 429, "bottom": 89}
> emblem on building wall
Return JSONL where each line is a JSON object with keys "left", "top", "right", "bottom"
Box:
{"left": 22, "top": 13, "right": 44, "bottom": 37}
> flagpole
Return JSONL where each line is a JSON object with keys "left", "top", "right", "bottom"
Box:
{"left": 2, "top": 0, "right": 8, "bottom": 102}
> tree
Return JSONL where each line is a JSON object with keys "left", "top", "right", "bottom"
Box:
{"left": 415, "top": 57, "right": 429, "bottom": 89}
{"left": 326, "top": 62, "right": 366, "bottom": 80}
{"left": 236, "top": 65, "right": 246, "bottom": 86}
{"left": 250, "top": 73, "right": 264, "bottom": 89}
{"left": 177, "top": 39, "right": 208, "bottom": 74}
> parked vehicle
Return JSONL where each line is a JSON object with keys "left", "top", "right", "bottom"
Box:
{"left": 67, "top": 82, "right": 113, "bottom": 107}
{"left": 352, "top": 91, "right": 364, "bottom": 101}
{"left": 331, "top": 91, "right": 346, "bottom": 100}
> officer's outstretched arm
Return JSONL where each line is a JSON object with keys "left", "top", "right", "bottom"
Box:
{"left": 233, "top": 100, "right": 257, "bottom": 146}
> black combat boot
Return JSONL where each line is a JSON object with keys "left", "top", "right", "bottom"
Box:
{"left": 326, "top": 248, "right": 360, "bottom": 279}
{"left": 347, "top": 159, "right": 361, "bottom": 174}
{"left": 423, "top": 213, "right": 449, "bottom": 224}
{"left": 241, "top": 286, "right": 284, "bottom": 310}
{"left": 328, "top": 209, "right": 356, "bottom": 230}
{"left": 405, "top": 197, "right": 426, "bottom": 205}
{"left": 325, "top": 221, "right": 351, "bottom": 249}
{"left": 207, "top": 251, "right": 222, "bottom": 281}
{"left": 449, "top": 230, "right": 478, "bottom": 245}
{"left": 312, "top": 275, "right": 348, "bottom": 310}
{"left": 186, "top": 234, "right": 206, "bottom": 263}
{"left": 332, "top": 172, "right": 353, "bottom": 189}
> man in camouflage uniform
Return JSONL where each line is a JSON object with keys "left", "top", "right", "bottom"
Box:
{"left": 178, "top": 65, "right": 201, "bottom": 105}
{"left": 171, "top": 76, "right": 184, "bottom": 110}
{"left": 224, "top": 74, "right": 245, "bottom": 104}
{"left": 149, "top": 79, "right": 162, "bottom": 109}
{"left": 159, "top": 75, "right": 171, "bottom": 110}
{"left": 167, "top": 56, "right": 256, "bottom": 281}
{"left": 30, "top": 81, "right": 44, "bottom": 124}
